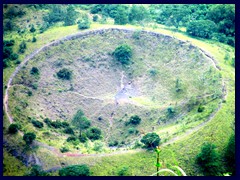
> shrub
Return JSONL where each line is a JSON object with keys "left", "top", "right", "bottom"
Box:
{"left": 129, "top": 115, "right": 141, "bottom": 125}
{"left": 93, "top": 141, "right": 103, "bottom": 152}
{"left": 59, "top": 164, "right": 90, "bottom": 176}
{"left": 67, "top": 136, "right": 77, "bottom": 142}
{"left": 32, "top": 120, "right": 44, "bottom": 128}
{"left": 86, "top": 127, "right": 102, "bottom": 140}
{"left": 196, "top": 142, "right": 222, "bottom": 176}
{"left": 30, "top": 67, "right": 39, "bottom": 75}
{"left": 79, "top": 133, "right": 88, "bottom": 143}
{"left": 30, "top": 24, "right": 36, "bottom": 32}
{"left": 77, "top": 15, "right": 90, "bottom": 30}
{"left": 141, "top": 132, "right": 160, "bottom": 148}
{"left": 113, "top": 44, "right": 132, "bottom": 65}
{"left": 224, "top": 134, "right": 235, "bottom": 175}
{"left": 93, "top": 15, "right": 98, "bottom": 22}
{"left": 27, "top": 90, "right": 33, "bottom": 96}
{"left": 117, "top": 166, "right": 129, "bottom": 176}
{"left": 44, "top": 118, "right": 52, "bottom": 127}
{"left": 198, "top": 105, "right": 205, "bottom": 112}
{"left": 128, "top": 127, "right": 136, "bottom": 134}
{"left": 60, "top": 146, "right": 69, "bottom": 153}
{"left": 19, "top": 41, "right": 27, "bottom": 54}
{"left": 32, "top": 37, "right": 37, "bottom": 42}
{"left": 26, "top": 165, "right": 50, "bottom": 176}
{"left": 149, "top": 69, "right": 158, "bottom": 77}
{"left": 109, "top": 140, "right": 119, "bottom": 147}
{"left": 23, "top": 132, "right": 36, "bottom": 145}
{"left": 64, "top": 127, "right": 74, "bottom": 135}
{"left": 8, "top": 124, "right": 18, "bottom": 134}
{"left": 56, "top": 68, "right": 72, "bottom": 80}
{"left": 167, "top": 106, "right": 175, "bottom": 118}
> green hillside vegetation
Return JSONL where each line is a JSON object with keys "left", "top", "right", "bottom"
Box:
{"left": 3, "top": 4, "right": 235, "bottom": 176}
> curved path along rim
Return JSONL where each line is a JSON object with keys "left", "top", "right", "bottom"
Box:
{"left": 3, "top": 27, "right": 226, "bottom": 160}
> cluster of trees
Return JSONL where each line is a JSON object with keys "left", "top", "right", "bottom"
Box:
{"left": 113, "top": 44, "right": 133, "bottom": 65}
{"left": 3, "top": 40, "right": 19, "bottom": 68}
{"left": 196, "top": 134, "right": 235, "bottom": 176}
{"left": 56, "top": 68, "right": 72, "bottom": 80}
{"left": 149, "top": 4, "right": 235, "bottom": 46}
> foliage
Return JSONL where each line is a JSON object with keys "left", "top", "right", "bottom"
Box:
{"left": 129, "top": 5, "right": 149, "bottom": 24}
{"left": 197, "top": 105, "right": 205, "bottom": 112}
{"left": 93, "top": 15, "right": 98, "bottom": 22}
{"left": 59, "top": 164, "right": 90, "bottom": 176}
{"left": 5, "top": 5, "right": 26, "bottom": 19}
{"left": 8, "top": 124, "right": 19, "bottom": 134}
{"left": 64, "top": 127, "right": 75, "bottom": 135}
{"left": 64, "top": 6, "right": 78, "bottom": 26}
{"left": 196, "top": 142, "right": 222, "bottom": 176}
{"left": 32, "top": 120, "right": 44, "bottom": 128}
{"left": 23, "top": 132, "right": 36, "bottom": 145}
{"left": 224, "top": 133, "right": 235, "bottom": 175}
{"left": 29, "top": 24, "right": 36, "bottom": 33}
{"left": 78, "top": 14, "right": 91, "bottom": 30}
{"left": 109, "top": 140, "right": 119, "bottom": 147}
{"left": 44, "top": 118, "right": 69, "bottom": 129}
{"left": 67, "top": 136, "right": 77, "bottom": 142}
{"left": 79, "top": 133, "right": 88, "bottom": 143}
{"left": 19, "top": 41, "right": 27, "bottom": 54}
{"left": 32, "top": 37, "right": 37, "bottom": 42}
{"left": 141, "top": 133, "right": 160, "bottom": 148}
{"left": 167, "top": 106, "right": 175, "bottom": 118}
{"left": 72, "top": 110, "right": 91, "bottom": 135}
{"left": 114, "top": 5, "right": 129, "bottom": 25}
{"left": 26, "top": 165, "right": 50, "bottom": 176}
{"left": 30, "top": 67, "right": 39, "bottom": 75}
{"left": 86, "top": 127, "right": 102, "bottom": 140}
{"left": 60, "top": 146, "right": 69, "bottom": 153}
{"left": 113, "top": 44, "right": 132, "bottom": 65}
{"left": 128, "top": 115, "right": 141, "bottom": 125}
{"left": 56, "top": 68, "right": 72, "bottom": 80}
{"left": 187, "top": 20, "right": 217, "bottom": 39}
{"left": 117, "top": 166, "right": 129, "bottom": 176}
{"left": 93, "top": 141, "right": 104, "bottom": 152}
{"left": 43, "top": 5, "right": 66, "bottom": 25}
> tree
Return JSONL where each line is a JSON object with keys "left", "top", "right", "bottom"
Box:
{"left": 79, "top": 132, "right": 88, "bottom": 143}
{"left": 64, "top": 6, "right": 78, "bottom": 26}
{"left": 72, "top": 110, "right": 91, "bottom": 136}
{"left": 30, "top": 24, "right": 36, "bottom": 33}
{"left": 19, "top": 41, "right": 27, "bottom": 54}
{"left": 114, "top": 5, "right": 129, "bottom": 25}
{"left": 32, "top": 120, "right": 44, "bottom": 128}
{"left": 56, "top": 68, "right": 72, "bottom": 80}
{"left": 59, "top": 165, "right": 90, "bottom": 176}
{"left": 196, "top": 142, "right": 222, "bottom": 176}
{"left": 113, "top": 44, "right": 132, "bottom": 65}
{"left": 23, "top": 132, "right": 36, "bottom": 145}
{"left": 8, "top": 124, "right": 18, "bottom": 134}
{"left": 86, "top": 127, "right": 102, "bottom": 140}
{"left": 78, "top": 14, "right": 91, "bottom": 30}
{"left": 186, "top": 20, "right": 217, "bottom": 39}
{"left": 141, "top": 133, "right": 160, "bottom": 148}
{"left": 43, "top": 5, "right": 66, "bottom": 25}
{"left": 224, "top": 134, "right": 235, "bottom": 175}
{"left": 129, "top": 115, "right": 141, "bottom": 125}
{"left": 129, "top": 5, "right": 149, "bottom": 24}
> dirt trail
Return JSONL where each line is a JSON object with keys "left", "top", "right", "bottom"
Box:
{"left": 3, "top": 27, "right": 226, "bottom": 168}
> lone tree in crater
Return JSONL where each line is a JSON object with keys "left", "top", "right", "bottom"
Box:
{"left": 113, "top": 44, "right": 132, "bottom": 65}
{"left": 72, "top": 109, "right": 91, "bottom": 136}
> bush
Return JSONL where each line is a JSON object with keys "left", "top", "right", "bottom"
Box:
{"left": 224, "top": 134, "right": 235, "bottom": 175}
{"left": 23, "top": 132, "right": 36, "bottom": 145}
{"left": 113, "top": 44, "right": 132, "bottom": 65}
{"left": 8, "top": 124, "right": 18, "bottom": 134}
{"left": 30, "top": 25, "right": 36, "bottom": 33}
{"left": 44, "top": 118, "right": 52, "bottom": 127}
{"left": 30, "top": 67, "right": 39, "bottom": 75}
{"left": 67, "top": 136, "right": 77, "bottom": 142}
{"left": 79, "top": 133, "right": 88, "bottom": 143}
{"left": 32, "top": 37, "right": 37, "bottom": 42}
{"left": 93, "top": 141, "right": 103, "bottom": 152}
{"left": 27, "top": 90, "right": 33, "bottom": 96}
{"left": 129, "top": 115, "right": 141, "bottom": 125}
{"left": 64, "top": 127, "right": 74, "bottom": 135}
{"left": 167, "top": 106, "right": 175, "bottom": 118}
{"left": 198, "top": 105, "right": 205, "bottom": 112}
{"left": 128, "top": 127, "right": 136, "bottom": 134}
{"left": 60, "top": 146, "right": 69, "bottom": 153}
{"left": 19, "top": 41, "right": 27, "bottom": 54}
{"left": 117, "top": 166, "right": 129, "bottom": 176}
{"left": 56, "top": 68, "right": 72, "bottom": 80}
{"left": 59, "top": 164, "right": 90, "bottom": 176}
{"left": 77, "top": 15, "right": 90, "bottom": 30}
{"left": 141, "top": 132, "right": 160, "bottom": 148}
{"left": 196, "top": 142, "right": 222, "bottom": 176}
{"left": 93, "top": 15, "right": 98, "bottom": 22}
{"left": 86, "top": 127, "right": 102, "bottom": 140}
{"left": 109, "top": 140, "right": 119, "bottom": 147}
{"left": 26, "top": 165, "right": 50, "bottom": 176}
{"left": 32, "top": 120, "right": 44, "bottom": 128}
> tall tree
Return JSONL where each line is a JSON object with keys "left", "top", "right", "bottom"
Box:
{"left": 72, "top": 110, "right": 91, "bottom": 136}
{"left": 64, "top": 6, "right": 78, "bottom": 26}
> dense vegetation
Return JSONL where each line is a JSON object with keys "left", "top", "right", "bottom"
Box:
{"left": 59, "top": 165, "right": 90, "bottom": 176}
